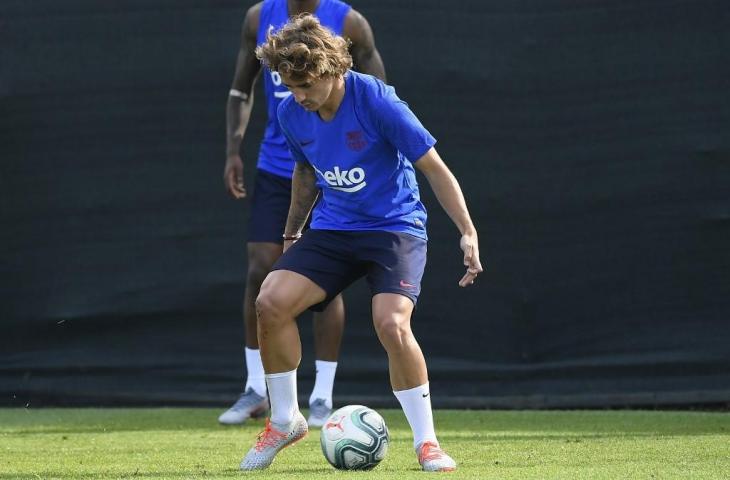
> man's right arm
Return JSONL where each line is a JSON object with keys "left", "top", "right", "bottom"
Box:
{"left": 224, "top": 3, "right": 262, "bottom": 199}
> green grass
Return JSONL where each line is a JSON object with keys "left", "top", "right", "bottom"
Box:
{"left": 1, "top": 408, "right": 728, "bottom": 479}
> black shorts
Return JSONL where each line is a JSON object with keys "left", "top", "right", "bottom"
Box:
{"left": 247, "top": 169, "right": 292, "bottom": 244}
{"left": 272, "top": 229, "right": 428, "bottom": 311}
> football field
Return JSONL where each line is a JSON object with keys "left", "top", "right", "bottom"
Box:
{"left": 1, "top": 408, "right": 728, "bottom": 479}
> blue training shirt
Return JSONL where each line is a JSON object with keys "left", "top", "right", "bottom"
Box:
{"left": 278, "top": 71, "right": 435, "bottom": 239}
{"left": 256, "top": 0, "right": 351, "bottom": 179}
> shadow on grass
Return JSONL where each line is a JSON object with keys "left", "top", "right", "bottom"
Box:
{"left": 0, "top": 466, "right": 334, "bottom": 479}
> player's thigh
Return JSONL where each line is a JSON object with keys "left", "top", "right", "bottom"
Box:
{"left": 274, "top": 230, "right": 365, "bottom": 312}
{"left": 258, "top": 269, "right": 328, "bottom": 316}
{"left": 371, "top": 292, "right": 415, "bottom": 339}
{"left": 364, "top": 232, "right": 427, "bottom": 307}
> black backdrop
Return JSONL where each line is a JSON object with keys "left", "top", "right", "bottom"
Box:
{"left": 2, "top": 0, "right": 729, "bottom": 408}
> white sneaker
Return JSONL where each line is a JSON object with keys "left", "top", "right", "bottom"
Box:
{"left": 306, "top": 398, "right": 332, "bottom": 428}
{"left": 416, "top": 441, "right": 457, "bottom": 472}
{"left": 239, "top": 412, "right": 308, "bottom": 470}
{"left": 218, "top": 388, "right": 269, "bottom": 425}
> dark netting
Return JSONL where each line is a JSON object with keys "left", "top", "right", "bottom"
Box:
{"left": 2, "top": 0, "right": 729, "bottom": 407}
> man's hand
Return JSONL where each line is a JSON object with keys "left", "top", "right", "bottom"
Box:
{"left": 224, "top": 154, "right": 246, "bottom": 199}
{"left": 458, "top": 232, "right": 483, "bottom": 287}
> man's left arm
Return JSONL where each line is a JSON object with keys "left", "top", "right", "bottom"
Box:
{"left": 343, "top": 9, "right": 386, "bottom": 81}
{"left": 414, "top": 148, "right": 483, "bottom": 287}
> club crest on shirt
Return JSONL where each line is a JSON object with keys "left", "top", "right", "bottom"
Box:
{"left": 345, "top": 130, "right": 367, "bottom": 151}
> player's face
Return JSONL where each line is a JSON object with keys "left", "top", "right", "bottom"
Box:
{"left": 280, "top": 72, "right": 336, "bottom": 112}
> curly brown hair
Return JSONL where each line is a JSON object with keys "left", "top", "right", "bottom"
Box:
{"left": 255, "top": 13, "right": 352, "bottom": 81}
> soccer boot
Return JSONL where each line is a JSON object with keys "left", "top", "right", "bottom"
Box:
{"left": 306, "top": 398, "right": 332, "bottom": 428}
{"left": 416, "top": 441, "right": 457, "bottom": 472}
{"left": 239, "top": 412, "right": 309, "bottom": 470}
{"left": 218, "top": 387, "right": 269, "bottom": 425}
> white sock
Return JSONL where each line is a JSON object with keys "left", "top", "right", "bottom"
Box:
{"left": 393, "top": 382, "right": 438, "bottom": 448}
{"left": 244, "top": 347, "right": 267, "bottom": 397}
{"left": 309, "top": 360, "right": 337, "bottom": 408}
{"left": 266, "top": 369, "right": 299, "bottom": 425}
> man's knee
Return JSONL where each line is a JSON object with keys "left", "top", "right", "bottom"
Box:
{"left": 373, "top": 313, "right": 412, "bottom": 347}
{"left": 255, "top": 284, "right": 290, "bottom": 327}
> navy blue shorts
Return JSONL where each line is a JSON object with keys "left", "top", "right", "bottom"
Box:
{"left": 272, "top": 229, "right": 428, "bottom": 311}
{"left": 247, "top": 169, "right": 292, "bottom": 244}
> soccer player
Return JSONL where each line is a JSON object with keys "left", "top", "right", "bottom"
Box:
{"left": 239, "top": 14, "right": 482, "bottom": 472}
{"left": 220, "top": 0, "right": 385, "bottom": 428}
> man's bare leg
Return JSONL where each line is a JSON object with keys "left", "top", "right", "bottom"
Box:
{"left": 239, "top": 270, "right": 326, "bottom": 471}
{"left": 372, "top": 293, "right": 456, "bottom": 472}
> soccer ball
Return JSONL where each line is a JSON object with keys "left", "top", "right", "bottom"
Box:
{"left": 320, "top": 405, "right": 389, "bottom": 470}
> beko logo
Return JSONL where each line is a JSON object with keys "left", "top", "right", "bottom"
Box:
{"left": 316, "top": 166, "right": 367, "bottom": 193}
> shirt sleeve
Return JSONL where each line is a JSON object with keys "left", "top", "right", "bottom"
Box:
{"left": 367, "top": 83, "right": 436, "bottom": 163}
{"left": 277, "top": 100, "right": 308, "bottom": 164}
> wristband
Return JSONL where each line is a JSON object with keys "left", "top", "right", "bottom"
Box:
{"left": 282, "top": 233, "right": 302, "bottom": 241}
{"left": 229, "top": 89, "right": 249, "bottom": 100}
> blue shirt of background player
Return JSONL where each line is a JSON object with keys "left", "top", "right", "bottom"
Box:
{"left": 256, "top": 0, "right": 351, "bottom": 179}
{"left": 278, "top": 71, "right": 435, "bottom": 240}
